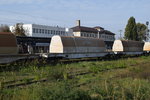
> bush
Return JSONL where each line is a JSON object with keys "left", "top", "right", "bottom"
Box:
{"left": 91, "top": 78, "right": 150, "bottom": 100}
{"left": 38, "top": 81, "right": 91, "bottom": 100}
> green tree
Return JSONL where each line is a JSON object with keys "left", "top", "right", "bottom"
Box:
{"left": 0, "top": 24, "right": 11, "bottom": 32}
{"left": 125, "top": 17, "right": 138, "bottom": 41}
{"left": 136, "top": 23, "right": 147, "bottom": 41}
{"left": 13, "top": 23, "right": 26, "bottom": 36}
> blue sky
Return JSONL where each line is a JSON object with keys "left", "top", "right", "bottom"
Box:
{"left": 0, "top": 0, "right": 150, "bottom": 38}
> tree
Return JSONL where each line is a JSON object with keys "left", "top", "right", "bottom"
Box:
{"left": 0, "top": 24, "right": 11, "bottom": 32}
{"left": 124, "top": 17, "right": 138, "bottom": 41}
{"left": 136, "top": 23, "right": 147, "bottom": 41}
{"left": 13, "top": 23, "right": 26, "bottom": 36}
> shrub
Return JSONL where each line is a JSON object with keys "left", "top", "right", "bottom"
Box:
{"left": 38, "top": 81, "right": 91, "bottom": 100}
{"left": 91, "top": 78, "right": 150, "bottom": 100}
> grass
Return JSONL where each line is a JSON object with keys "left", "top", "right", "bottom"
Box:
{"left": 0, "top": 56, "right": 150, "bottom": 100}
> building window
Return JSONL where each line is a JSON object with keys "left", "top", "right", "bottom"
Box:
{"left": 48, "top": 30, "right": 50, "bottom": 34}
{"left": 36, "top": 29, "right": 38, "bottom": 33}
{"left": 95, "top": 34, "right": 97, "bottom": 38}
{"left": 42, "top": 29, "right": 44, "bottom": 33}
{"left": 45, "top": 30, "right": 47, "bottom": 34}
{"left": 33, "top": 28, "right": 36, "bottom": 33}
{"left": 87, "top": 34, "right": 89, "bottom": 37}
{"left": 39, "top": 29, "right": 41, "bottom": 33}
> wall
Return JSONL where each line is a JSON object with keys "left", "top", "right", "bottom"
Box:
{"left": 10, "top": 24, "right": 73, "bottom": 38}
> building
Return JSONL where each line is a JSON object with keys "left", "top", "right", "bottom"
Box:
{"left": 9, "top": 23, "right": 74, "bottom": 53}
{"left": 10, "top": 24, "right": 73, "bottom": 38}
{"left": 71, "top": 20, "right": 115, "bottom": 49}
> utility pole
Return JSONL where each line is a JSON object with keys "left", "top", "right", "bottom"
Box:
{"left": 146, "top": 21, "right": 149, "bottom": 42}
{"left": 97, "top": 31, "right": 99, "bottom": 39}
{"left": 119, "top": 30, "right": 122, "bottom": 39}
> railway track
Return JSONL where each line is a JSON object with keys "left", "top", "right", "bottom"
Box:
{"left": 0, "top": 53, "right": 148, "bottom": 67}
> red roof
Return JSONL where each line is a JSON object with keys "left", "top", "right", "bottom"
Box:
{"left": 71, "top": 26, "right": 115, "bottom": 35}
{"left": 71, "top": 26, "right": 98, "bottom": 33}
{"left": 99, "top": 30, "right": 115, "bottom": 35}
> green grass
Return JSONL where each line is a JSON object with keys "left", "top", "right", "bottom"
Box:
{"left": 0, "top": 56, "right": 150, "bottom": 100}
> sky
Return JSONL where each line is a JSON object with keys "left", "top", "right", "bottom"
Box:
{"left": 0, "top": 0, "right": 150, "bottom": 39}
